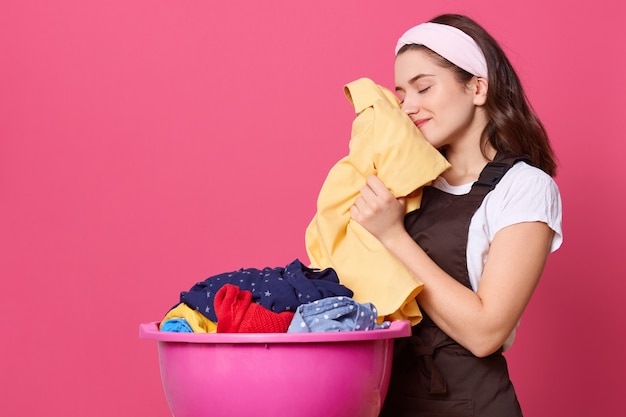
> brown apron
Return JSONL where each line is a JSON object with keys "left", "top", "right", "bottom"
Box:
{"left": 379, "top": 154, "right": 527, "bottom": 417}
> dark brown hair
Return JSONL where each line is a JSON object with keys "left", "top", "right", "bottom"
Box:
{"left": 398, "top": 14, "right": 557, "bottom": 176}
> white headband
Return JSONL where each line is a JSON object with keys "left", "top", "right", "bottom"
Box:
{"left": 395, "top": 22, "right": 488, "bottom": 79}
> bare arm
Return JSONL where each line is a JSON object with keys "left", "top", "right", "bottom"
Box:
{"left": 351, "top": 175, "right": 554, "bottom": 357}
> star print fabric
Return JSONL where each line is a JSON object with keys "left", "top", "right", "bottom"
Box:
{"left": 179, "top": 259, "right": 353, "bottom": 322}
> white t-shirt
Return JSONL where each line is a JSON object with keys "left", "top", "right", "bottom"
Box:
{"left": 431, "top": 161, "right": 563, "bottom": 349}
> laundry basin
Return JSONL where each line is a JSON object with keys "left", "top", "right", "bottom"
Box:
{"left": 139, "top": 320, "right": 411, "bottom": 417}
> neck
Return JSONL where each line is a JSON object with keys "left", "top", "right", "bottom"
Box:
{"left": 442, "top": 142, "right": 496, "bottom": 186}
{"left": 440, "top": 108, "right": 495, "bottom": 186}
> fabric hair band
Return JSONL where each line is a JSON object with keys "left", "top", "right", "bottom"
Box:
{"left": 395, "top": 22, "right": 488, "bottom": 79}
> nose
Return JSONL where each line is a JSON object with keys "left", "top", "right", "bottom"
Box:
{"left": 401, "top": 93, "right": 419, "bottom": 115}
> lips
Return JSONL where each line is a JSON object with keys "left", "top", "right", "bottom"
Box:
{"left": 413, "top": 118, "right": 429, "bottom": 129}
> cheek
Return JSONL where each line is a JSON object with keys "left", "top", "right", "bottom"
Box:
{"left": 440, "top": 98, "right": 474, "bottom": 124}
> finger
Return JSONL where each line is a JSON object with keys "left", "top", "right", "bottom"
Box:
{"left": 349, "top": 204, "right": 358, "bottom": 219}
{"left": 352, "top": 195, "right": 368, "bottom": 213}
{"left": 350, "top": 201, "right": 367, "bottom": 222}
{"left": 365, "top": 175, "right": 393, "bottom": 197}
{"left": 358, "top": 183, "right": 376, "bottom": 204}
{"left": 352, "top": 195, "right": 363, "bottom": 210}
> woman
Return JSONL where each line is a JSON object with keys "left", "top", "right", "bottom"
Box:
{"left": 349, "top": 14, "right": 563, "bottom": 417}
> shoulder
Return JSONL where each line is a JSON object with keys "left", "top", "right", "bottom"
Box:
{"left": 484, "top": 161, "right": 563, "bottom": 251}
{"left": 494, "top": 161, "right": 560, "bottom": 201}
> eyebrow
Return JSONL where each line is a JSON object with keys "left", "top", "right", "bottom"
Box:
{"left": 395, "top": 74, "right": 435, "bottom": 92}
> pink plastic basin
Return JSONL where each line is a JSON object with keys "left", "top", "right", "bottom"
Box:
{"left": 139, "top": 320, "right": 411, "bottom": 417}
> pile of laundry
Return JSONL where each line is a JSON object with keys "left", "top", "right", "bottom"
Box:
{"left": 160, "top": 259, "right": 390, "bottom": 334}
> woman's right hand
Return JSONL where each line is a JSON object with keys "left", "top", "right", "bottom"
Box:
{"left": 350, "top": 175, "right": 407, "bottom": 247}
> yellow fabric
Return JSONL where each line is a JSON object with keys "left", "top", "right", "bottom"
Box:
{"left": 160, "top": 303, "right": 217, "bottom": 333}
{"left": 305, "top": 77, "right": 451, "bottom": 324}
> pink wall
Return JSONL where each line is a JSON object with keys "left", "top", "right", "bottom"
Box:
{"left": 1, "top": 1, "right": 623, "bottom": 416}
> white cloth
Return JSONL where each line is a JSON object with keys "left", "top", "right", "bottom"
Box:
{"left": 395, "top": 22, "right": 488, "bottom": 79}
{"left": 431, "top": 161, "right": 563, "bottom": 350}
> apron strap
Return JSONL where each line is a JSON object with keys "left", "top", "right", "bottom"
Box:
{"left": 471, "top": 154, "right": 531, "bottom": 194}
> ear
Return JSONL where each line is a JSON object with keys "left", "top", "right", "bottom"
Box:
{"left": 472, "top": 77, "right": 488, "bottom": 106}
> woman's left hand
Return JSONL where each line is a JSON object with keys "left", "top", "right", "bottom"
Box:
{"left": 350, "top": 175, "right": 407, "bottom": 245}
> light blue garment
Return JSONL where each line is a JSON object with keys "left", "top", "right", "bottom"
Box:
{"left": 160, "top": 318, "right": 193, "bottom": 333}
{"left": 287, "top": 296, "right": 390, "bottom": 333}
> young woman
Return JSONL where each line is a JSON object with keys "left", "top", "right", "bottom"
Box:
{"left": 349, "top": 14, "right": 563, "bottom": 417}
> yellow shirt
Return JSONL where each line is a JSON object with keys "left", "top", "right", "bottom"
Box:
{"left": 305, "top": 78, "right": 451, "bottom": 324}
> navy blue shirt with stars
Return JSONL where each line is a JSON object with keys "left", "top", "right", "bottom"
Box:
{"left": 179, "top": 259, "right": 353, "bottom": 322}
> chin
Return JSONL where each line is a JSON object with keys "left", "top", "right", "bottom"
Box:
{"left": 423, "top": 136, "right": 442, "bottom": 149}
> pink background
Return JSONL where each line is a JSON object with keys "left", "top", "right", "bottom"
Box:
{"left": 1, "top": 1, "right": 624, "bottom": 416}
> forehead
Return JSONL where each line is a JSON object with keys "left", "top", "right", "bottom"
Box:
{"left": 394, "top": 48, "right": 446, "bottom": 83}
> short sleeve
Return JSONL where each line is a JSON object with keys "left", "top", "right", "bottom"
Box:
{"left": 490, "top": 163, "right": 563, "bottom": 252}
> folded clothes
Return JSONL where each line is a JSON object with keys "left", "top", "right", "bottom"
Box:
{"left": 180, "top": 259, "right": 353, "bottom": 322}
{"left": 160, "top": 302, "right": 217, "bottom": 333}
{"left": 288, "top": 296, "right": 390, "bottom": 333}
{"left": 160, "top": 318, "right": 193, "bottom": 333}
{"left": 215, "top": 284, "right": 295, "bottom": 333}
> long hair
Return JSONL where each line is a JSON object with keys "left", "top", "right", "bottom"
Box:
{"left": 399, "top": 14, "right": 557, "bottom": 176}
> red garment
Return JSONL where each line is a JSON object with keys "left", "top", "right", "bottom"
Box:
{"left": 214, "top": 284, "right": 295, "bottom": 333}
